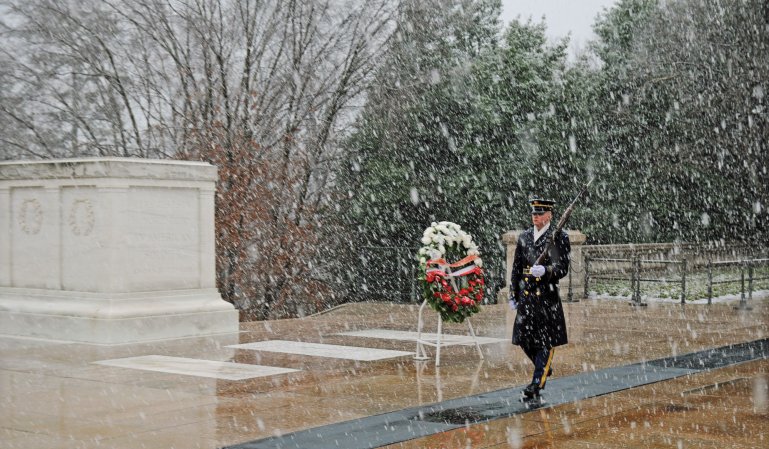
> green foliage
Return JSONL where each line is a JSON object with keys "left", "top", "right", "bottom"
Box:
{"left": 587, "top": 0, "right": 768, "bottom": 244}
{"left": 336, "top": 0, "right": 769, "bottom": 303}
{"left": 339, "top": 1, "right": 580, "bottom": 297}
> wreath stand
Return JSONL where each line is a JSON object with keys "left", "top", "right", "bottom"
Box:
{"left": 414, "top": 266, "right": 484, "bottom": 367}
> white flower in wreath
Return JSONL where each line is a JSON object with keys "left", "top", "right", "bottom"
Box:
{"left": 417, "top": 221, "right": 483, "bottom": 267}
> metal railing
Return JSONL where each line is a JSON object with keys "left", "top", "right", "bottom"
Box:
{"left": 584, "top": 255, "right": 769, "bottom": 307}
{"left": 584, "top": 257, "right": 686, "bottom": 306}
{"left": 703, "top": 258, "right": 769, "bottom": 309}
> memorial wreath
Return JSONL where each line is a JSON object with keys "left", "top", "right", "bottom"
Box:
{"left": 417, "top": 221, "right": 484, "bottom": 323}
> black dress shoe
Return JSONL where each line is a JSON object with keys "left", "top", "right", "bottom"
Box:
{"left": 523, "top": 382, "right": 541, "bottom": 398}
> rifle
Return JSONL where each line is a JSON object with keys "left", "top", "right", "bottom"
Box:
{"left": 534, "top": 178, "right": 594, "bottom": 266}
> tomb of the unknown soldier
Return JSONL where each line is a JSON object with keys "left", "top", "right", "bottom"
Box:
{"left": 0, "top": 158, "right": 239, "bottom": 344}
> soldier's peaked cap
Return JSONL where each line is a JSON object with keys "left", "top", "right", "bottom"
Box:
{"left": 529, "top": 197, "right": 555, "bottom": 214}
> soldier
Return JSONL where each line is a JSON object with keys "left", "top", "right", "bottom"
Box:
{"left": 509, "top": 197, "right": 571, "bottom": 399}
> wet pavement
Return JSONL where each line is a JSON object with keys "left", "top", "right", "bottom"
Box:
{"left": 2, "top": 297, "right": 768, "bottom": 448}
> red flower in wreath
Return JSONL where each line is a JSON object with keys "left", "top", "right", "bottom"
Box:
{"left": 421, "top": 261, "right": 483, "bottom": 323}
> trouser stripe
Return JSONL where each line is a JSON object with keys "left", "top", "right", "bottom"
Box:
{"left": 539, "top": 348, "right": 555, "bottom": 388}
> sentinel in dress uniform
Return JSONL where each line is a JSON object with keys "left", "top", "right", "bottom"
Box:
{"left": 510, "top": 198, "right": 571, "bottom": 399}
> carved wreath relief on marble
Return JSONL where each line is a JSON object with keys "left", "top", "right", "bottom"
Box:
{"left": 68, "top": 199, "right": 95, "bottom": 236}
{"left": 16, "top": 197, "right": 96, "bottom": 236}
{"left": 18, "top": 198, "right": 43, "bottom": 235}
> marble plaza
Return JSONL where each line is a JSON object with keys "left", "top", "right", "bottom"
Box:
{"left": 2, "top": 299, "right": 768, "bottom": 448}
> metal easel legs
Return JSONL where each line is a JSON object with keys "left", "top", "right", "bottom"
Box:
{"left": 414, "top": 299, "right": 484, "bottom": 367}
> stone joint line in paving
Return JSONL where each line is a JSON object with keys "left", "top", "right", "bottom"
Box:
{"left": 93, "top": 330, "right": 506, "bottom": 380}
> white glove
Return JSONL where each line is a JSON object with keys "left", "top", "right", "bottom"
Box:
{"left": 509, "top": 298, "right": 517, "bottom": 310}
{"left": 531, "top": 265, "right": 546, "bottom": 277}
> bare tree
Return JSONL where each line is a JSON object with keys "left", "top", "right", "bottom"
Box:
{"left": 0, "top": 0, "right": 398, "bottom": 318}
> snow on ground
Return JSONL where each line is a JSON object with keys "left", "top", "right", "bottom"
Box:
{"left": 588, "top": 289, "right": 769, "bottom": 305}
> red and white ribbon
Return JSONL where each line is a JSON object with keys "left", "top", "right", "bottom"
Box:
{"left": 426, "top": 254, "right": 479, "bottom": 277}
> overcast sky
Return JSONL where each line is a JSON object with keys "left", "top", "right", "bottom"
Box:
{"left": 500, "top": 0, "right": 618, "bottom": 57}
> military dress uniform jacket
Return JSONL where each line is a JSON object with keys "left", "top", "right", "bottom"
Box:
{"left": 511, "top": 226, "right": 571, "bottom": 349}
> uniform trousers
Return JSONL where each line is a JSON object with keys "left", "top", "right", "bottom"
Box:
{"left": 520, "top": 343, "right": 555, "bottom": 388}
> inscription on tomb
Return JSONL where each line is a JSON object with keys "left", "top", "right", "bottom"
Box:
{"left": 124, "top": 187, "right": 199, "bottom": 289}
